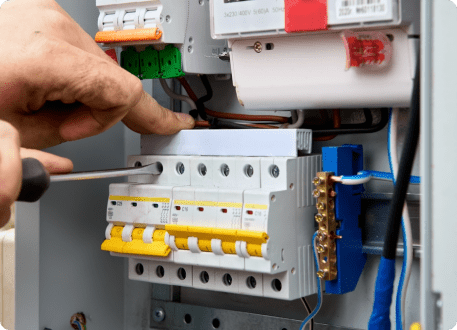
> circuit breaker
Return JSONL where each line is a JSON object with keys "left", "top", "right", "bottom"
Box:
{"left": 95, "top": 0, "right": 231, "bottom": 75}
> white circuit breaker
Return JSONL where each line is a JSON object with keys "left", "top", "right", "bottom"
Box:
{"left": 95, "top": 0, "right": 230, "bottom": 74}
{"left": 101, "top": 130, "right": 321, "bottom": 300}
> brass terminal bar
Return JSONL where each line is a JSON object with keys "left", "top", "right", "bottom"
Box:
{"left": 313, "top": 172, "right": 338, "bottom": 281}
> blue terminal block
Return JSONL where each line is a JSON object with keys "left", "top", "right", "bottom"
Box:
{"left": 322, "top": 144, "right": 367, "bottom": 294}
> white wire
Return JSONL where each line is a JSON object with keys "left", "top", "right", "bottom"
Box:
{"left": 288, "top": 110, "right": 305, "bottom": 128}
{"left": 300, "top": 298, "right": 314, "bottom": 330}
{"left": 159, "top": 78, "right": 197, "bottom": 110}
{"left": 391, "top": 108, "right": 413, "bottom": 330}
{"left": 332, "top": 171, "right": 420, "bottom": 186}
{"left": 332, "top": 175, "right": 371, "bottom": 185}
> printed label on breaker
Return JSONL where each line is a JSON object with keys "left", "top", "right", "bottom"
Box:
{"left": 336, "top": 0, "right": 388, "bottom": 19}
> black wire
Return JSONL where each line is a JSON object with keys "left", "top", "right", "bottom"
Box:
{"left": 382, "top": 56, "right": 420, "bottom": 260}
{"left": 301, "top": 297, "right": 314, "bottom": 330}
{"left": 312, "top": 109, "right": 389, "bottom": 135}
{"left": 195, "top": 75, "right": 213, "bottom": 121}
{"left": 363, "top": 108, "right": 373, "bottom": 127}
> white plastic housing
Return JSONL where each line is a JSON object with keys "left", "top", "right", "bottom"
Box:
{"left": 230, "top": 28, "right": 415, "bottom": 110}
{"left": 141, "top": 129, "right": 313, "bottom": 157}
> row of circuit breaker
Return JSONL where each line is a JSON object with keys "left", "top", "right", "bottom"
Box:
{"left": 101, "top": 154, "right": 321, "bottom": 300}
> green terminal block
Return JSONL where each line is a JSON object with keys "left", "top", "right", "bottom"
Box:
{"left": 159, "top": 45, "right": 185, "bottom": 79}
{"left": 120, "top": 47, "right": 140, "bottom": 78}
{"left": 140, "top": 46, "right": 160, "bottom": 79}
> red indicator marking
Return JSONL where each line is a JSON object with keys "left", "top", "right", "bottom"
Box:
{"left": 198, "top": 207, "right": 204, "bottom": 212}
{"left": 247, "top": 210, "right": 253, "bottom": 215}
{"left": 175, "top": 206, "right": 181, "bottom": 211}
{"left": 221, "top": 208, "right": 228, "bottom": 214}
{"left": 285, "top": 0, "right": 328, "bottom": 33}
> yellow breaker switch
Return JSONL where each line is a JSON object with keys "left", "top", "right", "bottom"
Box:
{"left": 101, "top": 226, "right": 171, "bottom": 257}
{"left": 101, "top": 226, "right": 125, "bottom": 253}
{"left": 165, "top": 225, "right": 268, "bottom": 257}
{"left": 123, "top": 228, "right": 171, "bottom": 257}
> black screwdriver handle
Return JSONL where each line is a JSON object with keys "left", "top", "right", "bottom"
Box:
{"left": 17, "top": 158, "right": 50, "bottom": 202}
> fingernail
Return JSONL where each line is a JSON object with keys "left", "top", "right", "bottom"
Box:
{"left": 176, "top": 113, "right": 194, "bottom": 125}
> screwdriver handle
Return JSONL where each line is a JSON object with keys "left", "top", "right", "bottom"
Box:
{"left": 17, "top": 158, "right": 50, "bottom": 202}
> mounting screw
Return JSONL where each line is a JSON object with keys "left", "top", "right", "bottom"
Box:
{"left": 152, "top": 307, "right": 166, "bottom": 322}
{"left": 254, "top": 41, "right": 262, "bottom": 53}
{"left": 165, "top": 15, "right": 171, "bottom": 22}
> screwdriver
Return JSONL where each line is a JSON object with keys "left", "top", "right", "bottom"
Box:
{"left": 17, "top": 158, "right": 163, "bottom": 202}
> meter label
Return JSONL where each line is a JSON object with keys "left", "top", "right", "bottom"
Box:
{"left": 336, "top": 0, "right": 388, "bottom": 19}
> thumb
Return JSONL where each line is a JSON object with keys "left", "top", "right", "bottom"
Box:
{"left": 20, "top": 149, "right": 73, "bottom": 174}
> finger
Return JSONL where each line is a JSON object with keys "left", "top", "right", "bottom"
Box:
{"left": 20, "top": 148, "right": 73, "bottom": 174}
{"left": 122, "top": 91, "right": 195, "bottom": 135}
{"left": 0, "top": 121, "right": 21, "bottom": 227}
{"left": 20, "top": 39, "right": 144, "bottom": 142}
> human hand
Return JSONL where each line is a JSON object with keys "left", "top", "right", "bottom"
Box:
{"left": 0, "top": 0, "right": 194, "bottom": 150}
{"left": 0, "top": 120, "right": 72, "bottom": 226}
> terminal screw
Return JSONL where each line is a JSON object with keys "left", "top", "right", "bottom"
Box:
{"left": 317, "top": 270, "right": 327, "bottom": 278}
{"left": 313, "top": 177, "right": 322, "bottom": 186}
{"left": 176, "top": 162, "right": 185, "bottom": 175}
{"left": 317, "top": 245, "right": 327, "bottom": 253}
{"left": 317, "top": 202, "right": 326, "bottom": 210}
{"left": 270, "top": 165, "right": 280, "bottom": 178}
{"left": 315, "top": 213, "right": 325, "bottom": 223}
{"left": 312, "top": 189, "right": 322, "bottom": 198}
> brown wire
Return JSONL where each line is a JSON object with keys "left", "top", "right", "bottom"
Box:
{"left": 195, "top": 121, "right": 211, "bottom": 128}
{"left": 313, "top": 109, "right": 341, "bottom": 141}
{"left": 194, "top": 121, "right": 277, "bottom": 129}
{"left": 177, "top": 77, "right": 289, "bottom": 123}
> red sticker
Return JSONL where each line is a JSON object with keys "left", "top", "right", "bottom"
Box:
{"left": 285, "top": 0, "right": 328, "bottom": 33}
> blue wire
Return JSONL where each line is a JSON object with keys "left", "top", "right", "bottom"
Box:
{"left": 340, "top": 170, "right": 420, "bottom": 184}
{"left": 299, "top": 232, "right": 322, "bottom": 330}
{"left": 71, "top": 321, "right": 83, "bottom": 330}
{"left": 387, "top": 109, "right": 407, "bottom": 330}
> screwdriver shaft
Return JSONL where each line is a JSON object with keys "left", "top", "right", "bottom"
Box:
{"left": 50, "top": 163, "right": 162, "bottom": 182}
